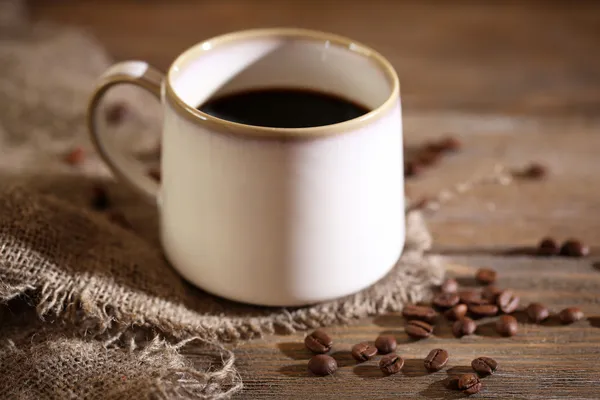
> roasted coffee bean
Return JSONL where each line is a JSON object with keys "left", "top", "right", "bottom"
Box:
{"left": 452, "top": 317, "right": 476, "bottom": 338}
{"left": 308, "top": 354, "right": 337, "bottom": 376}
{"left": 496, "top": 290, "right": 520, "bottom": 314}
{"left": 559, "top": 239, "right": 589, "bottom": 258}
{"left": 405, "top": 320, "right": 433, "bottom": 339}
{"left": 468, "top": 303, "right": 498, "bottom": 317}
{"left": 475, "top": 268, "right": 497, "bottom": 285}
{"left": 64, "top": 146, "right": 85, "bottom": 166}
{"left": 374, "top": 334, "right": 397, "bottom": 354}
{"left": 304, "top": 329, "right": 333, "bottom": 353}
{"left": 405, "top": 161, "right": 423, "bottom": 177}
{"left": 91, "top": 185, "right": 110, "bottom": 210}
{"left": 440, "top": 278, "right": 459, "bottom": 294}
{"left": 496, "top": 315, "right": 518, "bottom": 336}
{"left": 105, "top": 102, "right": 128, "bottom": 125}
{"left": 559, "top": 307, "right": 584, "bottom": 324}
{"left": 424, "top": 348, "right": 449, "bottom": 372}
{"left": 351, "top": 342, "right": 377, "bottom": 362}
{"left": 481, "top": 285, "right": 502, "bottom": 303}
{"left": 537, "top": 237, "right": 559, "bottom": 256}
{"left": 433, "top": 292, "right": 460, "bottom": 309}
{"left": 458, "top": 373, "right": 482, "bottom": 395}
{"left": 526, "top": 303, "right": 550, "bottom": 323}
{"left": 444, "top": 377, "right": 460, "bottom": 390}
{"left": 459, "top": 290, "right": 482, "bottom": 305}
{"left": 471, "top": 357, "right": 498, "bottom": 376}
{"left": 444, "top": 304, "right": 468, "bottom": 321}
{"left": 379, "top": 353, "right": 404, "bottom": 375}
{"left": 402, "top": 304, "right": 437, "bottom": 323}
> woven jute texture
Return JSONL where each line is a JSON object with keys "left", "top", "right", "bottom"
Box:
{"left": 0, "top": 5, "right": 444, "bottom": 399}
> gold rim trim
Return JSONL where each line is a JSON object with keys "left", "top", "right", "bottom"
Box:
{"left": 165, "top": 28, "right": 400, "bottom": 140}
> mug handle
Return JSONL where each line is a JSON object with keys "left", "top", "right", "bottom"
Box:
{"left": 87, "top": 61, "right": 164, "bottom": 202}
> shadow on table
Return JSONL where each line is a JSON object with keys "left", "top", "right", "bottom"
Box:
{"left": 278, "top": 363, "right": 309, "bottom": 377}
{"left": 277, "top": 342, "right": 313, "bottom": 360}
{"left": 419, "top": 377, "right": 466, "bottom": 399}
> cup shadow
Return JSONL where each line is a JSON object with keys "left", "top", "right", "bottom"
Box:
{"left": 353, "top": 363, "right": 386, "bottom": 379}
{"left": 378, "top": 330, "right": 413, "bottom": 345}
{"left": 277, "top": 342, "right": 313, "bottom": 360}
{"left": 330, "top": 350, "right": 355, "bottom": 368}
{"left": 446, "top": 366, "right": 474, "bottom": 377}
{"left": 589, "top": 316, "right": 600, "bottom": 328}
{"left": 401, "top": 358, "right": 430, "bottom": 377}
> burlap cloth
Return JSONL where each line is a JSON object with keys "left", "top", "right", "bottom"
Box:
{"left": 0, "top": 4, "right": 444, "bottom": 399}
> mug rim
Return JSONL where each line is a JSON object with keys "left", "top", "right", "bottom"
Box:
{"left": 166, "top": 28, "right": 400, "bottom": 140}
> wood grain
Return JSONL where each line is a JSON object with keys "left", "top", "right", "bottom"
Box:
{"left": 30, "top": 1, "right": 600, "bottom": 398}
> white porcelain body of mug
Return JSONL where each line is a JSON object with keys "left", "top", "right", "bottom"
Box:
{"left": 88, "top": 28, "right": 404, "bottom": 306}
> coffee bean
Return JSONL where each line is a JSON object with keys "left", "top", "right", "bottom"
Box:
{"left": 379, "top": 353, "right": 404, "bottom": 375}
{"left": 351, "top": 342, "right": 377, "bottom": 362}
{"left": 424, "top": 348, "right": 449, "bottom": 372}
{"left": 522, "top": 162, "right": 547, "bottom": 179}
{"left": 91, "top": 185, "right": 110, "bottom": 210}
{"left": 444, "top": 376, "right": 460, "bottom": 390}
{"left": 445, "top": 304, "right": 468, "bottom": 321}
{"left": 405, "top": 161, "right": 423, "bottom": 178}
{"left": 475, "top": 268, "right": 497, "bottom": 285}
{"left": 559, "top": 307, "right": 584, "bottom": 324}
{"left": 459, "top": 290, "right": 482, "bottom": 305}
{"left": 458, "top": 373, "right": 482, "bottom": 395}
{"left": 468, "top": 303, "right": 498, "bottom": 317}
{"left": 481, "top": 285, "right": 502, "bottom": 303}
{"left": 537, "top": 237, "right": 559, "bottom": 256}
{"left": 374, "top": 334, "right": 397, "bottom": 354}
{"left": 526, "top": 303, "right": 550, "bottom": 323}
{"left": 496, "top": 315, "right": 518, "bottom": 336}
{"left": 433, "top": 292, "right": 460, "bottom": 309}
{"left": 105, "top": 103, "right": 128, "bottom": 125}
{"left": 559, "top": 239, "right": 589, "bottom": 257}
{"left": 471, "top": 357, "right": 498, "bottom": 376}
{"left": 64, "top": 146, "right": 85, "bottom": 166}
{"left": 440, "top": 278, "right": 458, "bottom": 294}
{"left": 402, "top": 304, "right": 437, "bottom": 323}
{"left": 304, "top": 329, "right": 333, "bottom": 354}
{"left": 452, "top": 317, "right": 476, "bottom": 337}
{"left": 496, "top": 290, "right": 520, "bottom": 314}
{"left": 308, "top": 354, "right": 337, "bottom": 376}
{"left": 405, "top": 320, "right": 433, "bottom": 339}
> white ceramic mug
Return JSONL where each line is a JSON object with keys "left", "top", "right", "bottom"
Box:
{"left": 88, "top": 28, "right": 404, "bottom": 306}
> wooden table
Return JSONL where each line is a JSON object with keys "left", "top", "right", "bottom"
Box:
{"left": 31, "top": 1, "right": 600, "bottom": 398}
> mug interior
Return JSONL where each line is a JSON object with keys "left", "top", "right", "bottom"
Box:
{"left": 168, "top": 29, "right": 397, "bottom": 129}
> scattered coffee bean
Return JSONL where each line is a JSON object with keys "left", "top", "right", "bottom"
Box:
{"left": 433, "top": 292, "right": 460, "bottom": 309}
{"left": 444, "top": 376, "right": 460, "bottom": 390}
{"left": 482, "top": 285, "right": 502, "bottom": 303}
{"left": 468, "top": 302, "right": 499, "bottom": 317}
{"left": 405, "top": 320, "right": 433, "bottom": 339}
{"left": 537, "top": 237, "right": 559, "bottom": 256}
{"left": 471, "top": 356, "right": 498, "bottom": 376}
{"left": 424, "top": 348, "right": 449, "bottom": 372}
{"left": 91, "top": 185, "right": 110, "bottom": 210}
{"left": 405, "top": 161, "right": 423, "bottom": 178}
{"left": 64, "top": 146, "right": 85, "bottom": 166}
{"left": 308, "top": 354, "right": 337, "bottom": 376}
{"left": 559, "top": 307, "right": 584, "bottom": 324}
{"left": 459, "top": 290, "right": 482, "bottom": 305}
{"left": 440, "top": 278, "right": 459, "bottom": 294}
{"left": 458, "top": 373, "right": 482, "bottom": 395}
{"left": 452, "top": 317, "right": 476, "bottom": 338}
{"left": 496, "top": 315, "right": 518, "bottom": 336}
{"left": 374, "top": 334, "right": 397, "bottom": 354}
{"left": 496, "top": 290, "right": 520, "bottom": 314}
{"left": 559, "top": 239, "right": 589, "bottom": 257}
{"left": 351, "top": 342, "right": 377, "bottom": 362}
{"left": 105, "top": 102, "right": 128, "bottom": 125}
{"left": 148, "top": 168, "right": 161, "bottom": 182}
{"left": 402, "top": 304, "right": 437, "bottom": 323}
{"left": 521, "top": 162, "right": 547, "bottom": 179}
{"left": 445, "top": 304, "right": 468, "bottom": 321}
{"left": 475, "top": 268, "right": 497, "bottom": 285}
{"left": 379, "top": 353, "right": 404, "bottom": 375}
{"left": 304, "top": 329, "right": 333, "bottom": 354}
{"left": 526, "top": 303, "right": 550, "bottom": 323}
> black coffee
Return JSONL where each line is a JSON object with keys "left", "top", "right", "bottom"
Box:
{"left": 198, "top": 88, "right": 370, "bottom": 128}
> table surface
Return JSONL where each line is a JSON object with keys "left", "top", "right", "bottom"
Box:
{"left": 31, "top": 1, "right": 600, "bottom": 399}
